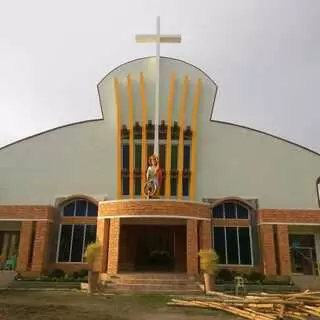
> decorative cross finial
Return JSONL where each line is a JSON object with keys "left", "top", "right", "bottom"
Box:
{"left": 135, "top": 17, "right": 182, "bottom": 156}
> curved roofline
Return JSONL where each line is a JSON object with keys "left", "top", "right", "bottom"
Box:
{"left": 212, "top": 120, "right": 320, "bottom": 157}
{"left": 0, "top": 56, "right": 319, "bottom": 158}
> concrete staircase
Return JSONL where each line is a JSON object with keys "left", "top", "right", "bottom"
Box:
{"left": 99, "top": 273, "right": 203, "bottom": 294}
{"left": 291, "top": 274, "right": 320, "bottom": 290}
{"left": 0, "top": 271, "right": 16, "bottom": 289}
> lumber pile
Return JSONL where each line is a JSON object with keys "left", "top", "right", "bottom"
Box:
{"left": 167, "top": 290, "right": 320, "bottom": 319}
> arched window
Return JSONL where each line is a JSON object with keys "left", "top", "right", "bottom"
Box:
{"left": 62, "top": 199, "right": 98, "bottom": 217}
{"left": 212, "top": 201, "right": 253, "bottom": 266}
{"left": 212, "top": 202, "right": 249, "bottom": 219}
{"left": 57, "top": 199, "right": 97, "bottom": 263}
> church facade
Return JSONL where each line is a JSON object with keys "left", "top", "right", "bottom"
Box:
{"left": 1, "top": 55, "right": 320, "bottom": 278}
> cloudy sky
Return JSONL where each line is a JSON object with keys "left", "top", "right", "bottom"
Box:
{"left": 1, "top": 0, "right": 319, "bottom": 152}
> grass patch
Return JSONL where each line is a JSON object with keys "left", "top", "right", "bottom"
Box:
{"left": 0, "top": 291, "right": 236, "bottom": 319}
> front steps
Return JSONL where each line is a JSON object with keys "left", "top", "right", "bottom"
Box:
{"left": 291, "top": 274, "right": 320, "bottom": 290}
{"left": 99, "top": 273, "right": 203, "bottom": 294}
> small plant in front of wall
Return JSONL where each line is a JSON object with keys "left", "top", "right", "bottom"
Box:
{"left": 198, "top": 249, "right": 219, "bottom": 293}
{"left": 84, "top": 241, "right": 101, "bottom": 294}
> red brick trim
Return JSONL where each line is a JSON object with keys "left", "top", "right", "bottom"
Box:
{"left": 0, "top": 206, "right": 54, "bottom": 220}
{"left": 258, "top": 209, "right": 320, "bottom": 224}
{"left": 99, "top": 200, "right": 211, "bottom": 220}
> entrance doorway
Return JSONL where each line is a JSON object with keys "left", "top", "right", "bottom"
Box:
{"left": 135, "top": 226, "right": 175, "bottom": 272}
{"left": 289, "top": 234, "right": 316, "bottom": 275}
{"left": 119, "top": 224, "right": 186, "bottom": 273}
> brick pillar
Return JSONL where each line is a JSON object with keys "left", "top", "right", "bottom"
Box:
{"left": 31, "top": 221, "right": 51, "bottom": 274}
{"left": 260, "top": 225, "right": 277, "bottom": 276}
{"left": 16, "top": 221, "right": 33, "bottom": 272}
{"left": 276, "top": 225, "right": 291, "bottom": 276}
{"left": 187, "top": 219, "right": 198, "bottom": 276}
{"left": 107, "top": 218, "right": 120, "bottom": 275}
{"left": 199, "top": 220, "right": 212, "bottom": 250}
{"left": 93, "top": 219, "right": 110, "bottom": 273}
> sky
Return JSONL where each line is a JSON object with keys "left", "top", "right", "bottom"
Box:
{"left": 0, "top": 0, "right": 320, "bottom": 152}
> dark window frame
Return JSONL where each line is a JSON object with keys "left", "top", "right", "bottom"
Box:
{"left": 61, "top": 200, "right": 98, "bottom": 217}
{"left": 212, "top": 202, "right": 250, "bottom": 220}
{"left": 56, "top": 224, "right": 97, "bottom": 263}
{"left": 213, "top": 226, "right": 253, "bottom": 266}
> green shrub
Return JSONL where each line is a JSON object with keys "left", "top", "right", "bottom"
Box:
{"left": 216, "top": 268, "right": 233, "bottom": 282}
{"left": 49, "top": 269, "right": 65, "bottom": 279}
{"left": 72, "top": 271, "right": 79, "bottom": 279}
{"left": 78, "top": 269, "right": 89, "bottom": 278}
{"left": 246, "top": 271, "right": 265, "bottom": 282}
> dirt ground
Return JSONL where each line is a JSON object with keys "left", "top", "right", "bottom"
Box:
{"left": 0, "top": 290, "right": 236, "bottom": 320}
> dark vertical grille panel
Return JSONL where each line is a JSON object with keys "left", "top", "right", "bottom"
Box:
{"left": 58, "top": 225, "right": 73, "bottom": 262}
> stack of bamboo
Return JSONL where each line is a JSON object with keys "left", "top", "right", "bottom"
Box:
{"left": 167, "top": 290, "right": 320, "bottom": 319}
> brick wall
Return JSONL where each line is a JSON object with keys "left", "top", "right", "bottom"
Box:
{"left": 99, "top": 200, "right": 211, "bottom": 219}
{"left": 258, "top": 209, "right": 320, "bottom": 224}
{"left": 259, "top": 225, "right": 277, "bottom": 275}
{"left": 31, "top": 221, "right": 51, "bottom": 273}
{"left": 276, "top": 225, "right": 291, "bottom": 276}
{"left": 0, "top": 205, "right": 54, "bottom": 220}
{"left": 0, "top": 206, "right": 54, "bottom": 275}
{"left": 94, "top": 219, "right": 110, "bottom": 272}
{"left": 16, "top": 221, "right": 33, "bottom": 273}
{"left": 186, "top": 219, "right": 198, "bottom": 276}
{"left": 199, "top": 220, "right": 212, "bottom": 250}
{"left": 107, "top": 218, "right": 120, "bottom": 275}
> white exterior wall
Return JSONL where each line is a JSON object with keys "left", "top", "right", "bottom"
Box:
{"left": 0, "top": 57, "right": 319, "bottom": 208}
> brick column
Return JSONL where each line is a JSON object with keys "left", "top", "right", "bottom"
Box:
{"left": 16, "top": 221, "right": 33, "bottom": 272}
{"left": 93, "top": 219, "right": 110, "bottom": 272}
{"left": 199, "top": 220, "right": 212, "bottom": 250}
{"left": 187, "top": 219, "right": 198, "bottom": 276}
{"left": 260, "top": 225, "right": 277, "bottom": 276}
{"left": 31, "top": 221, "right": 51, "bottom": 274}
{"left": 107, "top": 218, "right": 120, "bottom": 275}
{"left": 276, "top": 225, "right": 291, "bottom": 276}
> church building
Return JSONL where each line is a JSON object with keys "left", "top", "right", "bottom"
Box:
{"left": 1, "top": 22, "right": 320, "bottom": 279}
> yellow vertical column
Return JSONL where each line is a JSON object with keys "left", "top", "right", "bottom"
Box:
{"left": 177, "top": 75, "right": 189, "bottom": 199}
{"left": 113, "top": 78, "right": 122, "bottom": 199}
{"left": 139, "top": 72, "right": 148, "bottom": 196}
{"left": 164, "top": 73, "right": 176, "bottom": 198}
{"left": 189, "top": 79, "right": 202, "bottom": 200}
{"left": 127, "top": 74, "right": 135, "bottom": 198}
